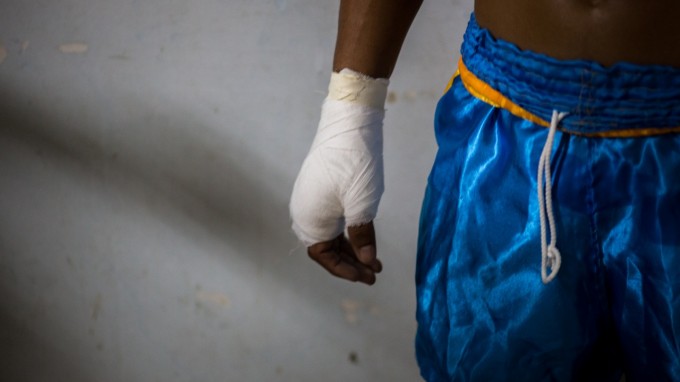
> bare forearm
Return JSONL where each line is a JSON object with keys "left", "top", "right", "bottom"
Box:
{"left": 333, "top": 0, "right": 423, "bottom": 78}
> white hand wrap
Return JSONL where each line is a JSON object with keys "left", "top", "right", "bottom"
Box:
{"left": 290, "top": 69, "right": 389, "bottom": 246}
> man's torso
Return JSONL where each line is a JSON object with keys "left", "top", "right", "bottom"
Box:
{"left": 475, "top": 0, "right": 680, "bottom": 67}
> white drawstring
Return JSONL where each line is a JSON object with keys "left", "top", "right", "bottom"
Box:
{"left": 537, "top": 110, "right": 569, "bottom": 284}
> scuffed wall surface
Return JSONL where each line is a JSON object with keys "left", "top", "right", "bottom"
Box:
{"left": 0, "top": 1, "right": 473, "bottom": 381}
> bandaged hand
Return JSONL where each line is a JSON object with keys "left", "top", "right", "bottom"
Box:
{"left": 290, "top": 69, "right": 389, "bottom": 284}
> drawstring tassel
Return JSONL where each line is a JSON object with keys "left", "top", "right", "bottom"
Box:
{"left": 538, "top": 110, "right": 569, "bottom": 284}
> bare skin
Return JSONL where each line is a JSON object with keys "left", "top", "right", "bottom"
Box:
{"left": 308, "top": 0, "right": 680, "bottom": 285}
{"left": 475, "top": 0, "right": 680, "bottom": 67}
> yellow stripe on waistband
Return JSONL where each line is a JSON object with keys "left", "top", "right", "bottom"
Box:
{"left": 456, "top": 58, "right": 680, "bottom": 138}
{"left": 443, "top": 68, "right": 460, "bottom": 94}
{"left": 458, "top": 58, "right": 550, "bottom": 128}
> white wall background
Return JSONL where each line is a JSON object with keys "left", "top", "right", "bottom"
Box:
{"left": 0, "top": 1, "right": 472, "bottom": 381}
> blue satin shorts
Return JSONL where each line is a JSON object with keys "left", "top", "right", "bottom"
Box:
{"left": 415, "top": 15, "right": 680, "bottom": 381}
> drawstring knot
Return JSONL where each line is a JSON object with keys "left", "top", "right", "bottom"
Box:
{"left": 538, "top": 110, "right": 569, "bottom": 284}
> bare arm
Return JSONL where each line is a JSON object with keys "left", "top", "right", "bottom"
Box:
{"left": 333, "top": 0, "right": 423, "bottom": 78}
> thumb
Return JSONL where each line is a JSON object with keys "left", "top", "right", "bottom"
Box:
{"left": 347, "top": 222, "right": 382, "bottom": 273}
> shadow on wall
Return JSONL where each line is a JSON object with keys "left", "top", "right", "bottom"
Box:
{"left": 0, "top": 84, "right": 295, "bottom": 257}
{"left": 0, "top": 307, "right": 91, "bottom": 382}
{"left": 0, "top": 84, "right": 299, "bottom": 380}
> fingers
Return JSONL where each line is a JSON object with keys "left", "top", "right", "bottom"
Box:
{"left": 347, "top": 222, "right": 382, "bottom": 273}
{"left": 308, "top": 232, "right": 380, "bottom": 285}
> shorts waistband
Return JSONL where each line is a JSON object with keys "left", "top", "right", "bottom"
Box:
{"left": 460, "top": 14, "right": 680, "bottom": 136}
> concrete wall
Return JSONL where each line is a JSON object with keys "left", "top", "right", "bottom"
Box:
{"left": 0, "top": 1, "right": 473, "bottom": 380}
